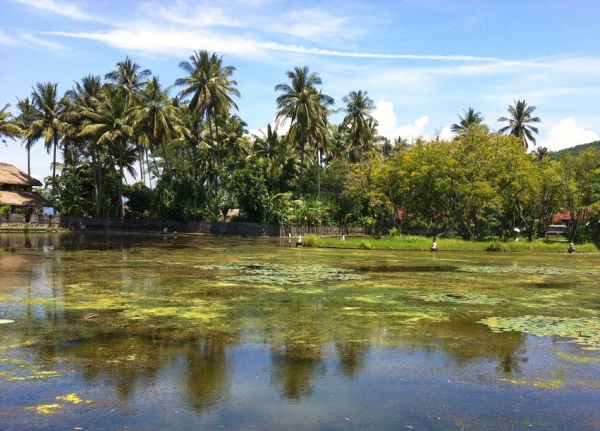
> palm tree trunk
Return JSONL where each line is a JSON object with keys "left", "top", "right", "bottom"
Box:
{"left": 52, "top": 135, "right": 58, "bottom": 215}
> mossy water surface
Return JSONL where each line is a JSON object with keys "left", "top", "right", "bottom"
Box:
{"left": 1, "top": 233, "right": 600, "bottom": 430}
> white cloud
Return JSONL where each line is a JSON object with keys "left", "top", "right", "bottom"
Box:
{"left": 22, "top": 33, "right": 70, "bottom": 51}
{"left": 0, "top": 31, "right": 18, "bottom": 45}
{"left": 14, "top": 0, "right": 91, "bottom": 20}
{"left": 540, "top": 118, "right": 599, "bottom": 151}
{"left": 373, "top": 101, "right": 430, "bottom": 142}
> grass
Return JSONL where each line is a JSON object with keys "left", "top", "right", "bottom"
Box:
{"left": 302, "top": 234, "right": 598, "bottom": 253}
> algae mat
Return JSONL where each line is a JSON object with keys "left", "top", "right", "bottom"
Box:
{"left": 1, "top": 233, "right": 599, "bottom": 430}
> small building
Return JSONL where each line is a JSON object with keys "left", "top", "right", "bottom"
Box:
{"left": 545, "top": 224, "right": 568, "bottom": 237}
{"left": 0, "top": 162, "right": 52, "bottom": 221}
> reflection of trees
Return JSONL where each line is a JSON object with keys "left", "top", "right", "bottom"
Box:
{"left": 417, "top": 315, "right": 528, "bottom": 375}
{"left": 335, "top": 341, "right": 369, "bottom": 379}
{"left": 183, "top": 332, "right": 232, "bottom": 414}
{"left": 269, "top": 344, "right": 326, "bottom": 401}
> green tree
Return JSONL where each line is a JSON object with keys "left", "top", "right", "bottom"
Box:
{"left": 451, "top": 107, "right": 484, "bottom": 136}
{"left": 31, "top": 82, "right": 67, "bottom": 212}
{"left": 13, "top": 98, "right": 38, "bottom": 175}
{"left": 498, "top": 100, "right": 540, "bottom": 149}
{"left": 0, "top": 103, "right": 21, "bottom": 149}
{"left": 341, "top": 90, "right": 377, "bottom": 162}
{"left": 275, "top": 66, "right": 333, "bottom": 198}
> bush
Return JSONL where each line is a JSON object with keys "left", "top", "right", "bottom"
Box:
{"left": 359, "top": 240, "right": 373, "bottom": 250}
{"left": 486, "top": 242, "right": 505, "bottom": 252}
{"left": 389, "top": 227, "right": 400, "bottom": 237}
{"left": 302, "top": 234, "right": 319, "bottom": 247}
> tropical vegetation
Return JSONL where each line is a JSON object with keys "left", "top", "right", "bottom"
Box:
{"left": 2, "top": 52, "right": 600, "bottom": 245}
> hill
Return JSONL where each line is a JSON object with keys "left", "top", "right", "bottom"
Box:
{"left": 552, "top": 140, "right": 600, "bottom": 158}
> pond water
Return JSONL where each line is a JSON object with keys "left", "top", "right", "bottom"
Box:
{"left": 1, "top": 233, "right": 600, "bottom": 430}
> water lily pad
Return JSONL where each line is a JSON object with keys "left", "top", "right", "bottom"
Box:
{"left": 460, "top": 266, "right": 600, "bottom": 276}
{"left": 419, "top": 293, "right": 506, "bottom": 305}
{"left": 479, "top": 315, "right": 600, "bottom": 350}
{"left": 198, "top": 263, "right": 366, "bottom": 285}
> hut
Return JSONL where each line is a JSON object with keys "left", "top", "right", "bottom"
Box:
{"left": 0, "top": 163, "right": 52, "bottom": 221}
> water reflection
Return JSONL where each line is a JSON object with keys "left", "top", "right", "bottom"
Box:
{"left": 1, "top": 233, "right": 600, "bottom": 429}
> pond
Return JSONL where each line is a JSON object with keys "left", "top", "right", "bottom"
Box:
{"left": 1, "top": 233, "right": 599, "bottom": 430}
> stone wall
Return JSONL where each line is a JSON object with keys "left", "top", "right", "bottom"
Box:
{"left": 0, "top": 213, "right": 61, "bottom": 227}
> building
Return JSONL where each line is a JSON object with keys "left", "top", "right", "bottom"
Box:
{"left": 0, "top": 162, "right": 52, "bottom": 221}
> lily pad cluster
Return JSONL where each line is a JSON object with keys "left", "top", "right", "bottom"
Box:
{"left": 460, "top": 266, "right": 600, "bottom": 276}
{"left": 198, "top": 263, "right": 366, "bottom": 285}
{"left": 419, "top": 292, "right": 506, "bottom": 305}
{"left": 479, "top": 315, "right": 600, "bottom": 350}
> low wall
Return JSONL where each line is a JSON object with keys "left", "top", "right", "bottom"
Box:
{"left": 0, "top": 213, "right": 61, "bottom": 227}
{"left": 1, "top": 214, "right": 446, "bottom": 238}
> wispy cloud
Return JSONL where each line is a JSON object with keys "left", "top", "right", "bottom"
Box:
{"left": 13, "top": 0, "right": 92, "bottom": 20}
{"left": 22, "top": 33, "right": 70, "bottom": 51}
{"left": 0, "top": 30, "right": 18, "bottom": 46}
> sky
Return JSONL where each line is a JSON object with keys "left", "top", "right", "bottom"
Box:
{"left": 1, "top": 0, "right": 600, "bottom": 182}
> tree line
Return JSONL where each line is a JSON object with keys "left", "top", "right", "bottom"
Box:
{"left": 1, "top": 51, "right": 599, "bottom": 242}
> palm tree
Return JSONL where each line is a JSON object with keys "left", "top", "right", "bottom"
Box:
{"left": 253, "top": 124, "right": 298, "bottom": 192}
{"left": 0, "top": 103, "right": 21, "bottom": 149}
{"left": 176, "top": 50, "right": 241, "bottom": 167}
{"left": 451, "top": 107, "right": 484, "bottom": 136}
{"left": 176, "top": 50, "right": 241, "bottom": 213}
{"left": 341, "top": 90, "right": 377, "bottom": 162}
{"left": 275, "top": 66, "right": 333, "bottom": 198}
{"left": 132, "top": 76, "right": 178, "bottom": 178}
{"left": 78, "top": 86, "right": 135, "bottom": 218}
{"left": 31, "top": 82, "right": 67, "bottom": 212}
{"left": 498, "top": 100, "right": 540, "bottom": 149}
{"left": 14, "top": 98, "right": 39, "bottom": 175}
{"left": 105, "top": 56, "right": 151, "bottom": 107}
{"left": 217, "top": 114, "right": 250, "bottom": 163}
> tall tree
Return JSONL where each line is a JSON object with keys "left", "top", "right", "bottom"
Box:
{"left": 31, "top": 82, "right": 67, "bottom": 212}
{"left": 498, "top": 100, "right": 540, "bottom": 149}
{"left": 176, "top": 50, "right": 240, "bottom": 215}
{"left": 79, "top": 86, "right": 135, "bottom": 218}
{"left": 105, "top": 56, "right": 151, "bottom": 107}
{"left": 451, "top": 107, "right": 484, "bottom": 136}
{"left": 0, "top": 103, "right": 21, "bottom": 149}
{"left": 341, "top": 90, "right": 377, "bottom": 162}
{"left": 275, "top": 66, "right": 333, "bottom": 198}
{"left": 12, "top": 100, "right": 37, "bottom": 175}
{"left": 132, "top": 76, "right": 178, "bottom": 177}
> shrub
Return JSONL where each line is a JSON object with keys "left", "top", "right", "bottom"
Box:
{"left": 302, "top": 234, "right": 319, "bottom": 247}
{"left": 486, "top": 242, "right": 505, "bottom": 252}
{"left": 389, "top": 227, "right": 400, "bottom": 237}
{"left": 359, "top": 240, "right": 373, "bottom": 250}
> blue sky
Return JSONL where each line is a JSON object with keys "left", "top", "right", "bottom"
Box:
{"left": 2, "top": 0, "right": 600, "bottom": 181}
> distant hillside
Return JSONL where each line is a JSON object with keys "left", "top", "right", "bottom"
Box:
{"left": 552, "top": 140, "right": 600, "bottom": 158}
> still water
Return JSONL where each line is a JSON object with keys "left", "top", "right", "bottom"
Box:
{"left": 1, "top": 233, "right": 599, "bottom": 430}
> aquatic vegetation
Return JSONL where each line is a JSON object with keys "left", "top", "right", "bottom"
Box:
{"left": 479, "top": 315, "right": 600, "bottom": 350}
{"left": 26, "top": 403, "right": 64, "bottom": 415}
{"left": 419, "top": 292, "right": 506, "bottom": 305}
{"left": 198, "top": 263, "right": 366, "bottom": 285}
{"left": 460, "top": 265, "right": 600, "bottom": 275}
{"left": 497, "top": 377, "right": 567, "bottom": 389}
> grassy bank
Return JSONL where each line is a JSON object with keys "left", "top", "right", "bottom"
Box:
{"left": 302, "top": 234, "right": 598, "bottom": 253}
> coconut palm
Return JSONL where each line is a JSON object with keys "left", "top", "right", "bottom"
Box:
{"left": 31, "top": 82, "right": 67, "bottom": 211}
{"left": 105, "top": 56, "right": 151, "bottom": 107}
{"left": 275, "top": 66, "right": 334, "bottom": 198}
{"left": 132, "top": 76, "right": 178, "bottom": 177}
{"left": 341, "top": 90, "right": 377, "bottom": 162}
{"left": 176, "top": 50, "right": 241, "bottom": 167}
{"left": 217, "top": 114, "right": 250, "bottom": 162}
{"left": 451, "top": 107, "right": 484, "bottom": 136}
{"left": 0, "top": 103, "right": 21, "bottom": 148}
{"left": 253, "top": 124, "right": 298, "bottom": 192}
{"left": 498, "top": 100, "right": 540, "bottom": 149}
{"left": 78, "top": 86, "right": 135, "bottom": 218}
{"left": 12, "top": 99, "right": 37, "bottom": 175}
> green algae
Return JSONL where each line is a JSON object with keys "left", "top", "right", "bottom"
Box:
{"left": 419, "top": 292, "right": 506, "bottom": 305}
{"left": 479, "top": 315, "right": 600, "bottom": 350}
{"left": 460, "top": 265, "right": 600, "bottom": 276}
{"left": 198, "top": 263, "right": 366, "bottom": 285}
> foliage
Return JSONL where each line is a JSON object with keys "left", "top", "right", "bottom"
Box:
{"left": 123, "top": 181, "right": 153, "bottom": 219}
{"left": 479, "top": 315, "right": 600, "bottom": 350}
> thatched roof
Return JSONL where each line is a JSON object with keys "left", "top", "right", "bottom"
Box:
{"left": 0, "top": 163, "right": 42, "bottom": 186}
{"left": 0, "top": 190, "right": 52, "bottom": 207}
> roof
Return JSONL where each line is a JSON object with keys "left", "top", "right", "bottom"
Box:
{"left": 0, "top": 190, "right": 52, "bottom": 207}
{"left": 0, "top": 162, "right": 42, "bottom": 187}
